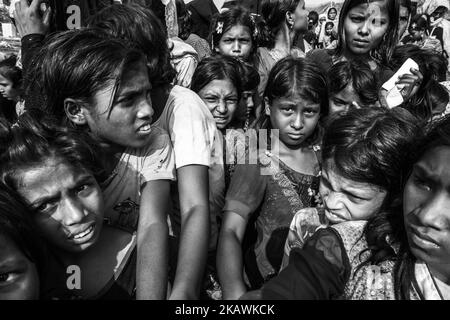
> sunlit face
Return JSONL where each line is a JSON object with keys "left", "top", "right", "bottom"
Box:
{"left": 17, "top": 158, "right": 104, "bottom": 253}
{"left": 329, "top": 84, "right": 363, "bottom": 114}
{"left": 0, "top": 74, "right": 20, "bottom": 102}
{"left": 217, "top": 25, "right": 253, "bottom": 60}
{"left": 267, "top": 95, "right": 320, "bottom": 149}
{"left": 320, "top": 160, "right": 387, "bottom": 224}
{"left": 198, "top": 79, "right": 239, "bottom": 130}
{"left": 328, "top": 8, "right": 337, "bottom": 21}
{"left": 398, "top": 5, "right": 410, "bottom": 38}
{"left": 343, "top": 0, "right": 390, "bottom": 56}
{"left": 80, "top": 59, "right": 154, "bottom": 149}
{"left": 403, "top": 146, "right": 450, "bottom": 266}
{"left": 325, "top": 24, "right": 334, "bottom": 35}
{"left": 0, "top": 234, "right": 40, "bottom": 300}
{"left": 293, "top": 0, "right": 309, "bottom": 32}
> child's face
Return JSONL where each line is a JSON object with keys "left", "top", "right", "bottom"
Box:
{"left": 198, "top": 79, "right": 239, "bottom": 130}
{"left": 329, "top": 84, "right": 364, "bottom": 114}
{"left": 17, "top": 158, "right": 104, "bottom": 253}
{"left": 398, "top": 5, "right": 410, "bottom": 37}
{"left": 403, "top": 146, "right": 450, "bottom": 267}
{"left": 267, "top": 95, "right": 320, "bottom": 149}
{"left": 319, "top": 160, "right": 387, "bottom": 224}
{"left": 217, "top": 24, "right": 253, "bottom": 60}
{"left": 80, "top": 58, "right": 154, "bottom": 149}
{"left": 343, "top": 0, "right": 390, "bottom": 56}
{"left": 0, "top": 74, "right": 20, "bottom": 101}
{"left": 0, "top": 234, "right": 40, "bottom": 300}
{"left": 325, "top": 25, "right": 334, "bottom": 35}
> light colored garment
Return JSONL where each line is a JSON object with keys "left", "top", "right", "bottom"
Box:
{"left": 154, "top": 85, "right": 224, "bottom": 250}
{"left": 101, "top": 126, "right": 176, "bottom": 232}
{"left": 169, "top": 37, "right": 199, "bottom": 88}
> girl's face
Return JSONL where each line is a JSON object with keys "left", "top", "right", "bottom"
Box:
{"left": 403, "top": 146, "right": 450, "bottom": 267}
{"left": 0, "top": 234, "right": 40, "bottom": 300}
{"left": 343, "top": 0, "right": 390, "bottom": 56}
{"left": 325, "top": 24, "right": 334, "bottom": 35}
{"left": 328, "top": 8, "right": 337, "bottom": 20}
{"left": 17, "top": 158, "right": 104, "bottom": 253}
{"left": 398, "top": 5, "right": 410, "bottom": 37}
{"left": 320, "top": 160, "right": 387, "bottom": 224}
{"left": 409, "top": 23, "right": 424, "bottom": 41}
{"left": 0, "top": 74, "right": 20, "bottom": 101}
{"left": 293, "top": 0, "right": 309, "bottom": 32}
{"left": 217, "top": 24, "right": 253, "bottom": 60}
{"left": 267, "top": 95, "right": 320, "bottom": 149}
{"left": 198, "top": 79, "right": 239, "bottom": 130}
{"left": 80, "top": 59, "right": 154, "bottom": 149}
{"left": 329, "top": 84, "right": 363, "bottom": 114}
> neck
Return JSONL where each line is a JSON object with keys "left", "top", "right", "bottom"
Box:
{"left": 428, "top": 263, "right": 450, "bottom": 285}
{"left": 150, "top": 83, "right": 172, "bottom": 120}
{"left": 273, "top": 24, "right": 292, "bottom": 53}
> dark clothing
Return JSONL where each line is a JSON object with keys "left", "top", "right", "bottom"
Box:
{"left": 187, "top": 0, "right": 219, "bottom": 40}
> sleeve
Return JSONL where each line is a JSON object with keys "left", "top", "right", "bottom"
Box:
{"left": 261, "top": 228, "right": 350, "bottom": 300}
{"left": 174, "top": 55, "right": 198, "bottom": 88}
{"left": 442, "top": 24, "right": 450, "bottom": 70}
{"left": 168, "top": 90, "right": 216, "bottom": 169}
{"left": 139, "top": 128, "right": 176, "bottom": 184}
{"left": 223, "top": 163, "right": 267, "bottom": 221}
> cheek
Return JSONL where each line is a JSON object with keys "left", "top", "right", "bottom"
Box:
{"left": 403, "top": 182, "right": 421, "bottom": 214}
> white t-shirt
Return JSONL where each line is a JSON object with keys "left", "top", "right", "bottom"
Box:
{"left": 154, "top": 85, "right": 224, "bottom": 250}
{"left": 101, "top": 126, "right": 176, "bottom": 232}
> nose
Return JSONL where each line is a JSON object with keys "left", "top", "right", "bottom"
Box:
{"left": 414, "top": 192, "right": 450, "bottom": 230}
{"left": 137, "top": 95, "right": 154, "bottom": 119}
{"left": 246, "top": 95, "right": 254, "bottom": 109}
{"left": 291, "top": 112, "right": 304, "bottom": 130}
{"left": 62, "top": 197, "right": 86, "bottom": 226}
{"left": 216, "top": 99, "right": 228, "bottom": 114}
{"left": 358, "top": 20, "right": 370, "bottom": 36}
{"left": 323, "top": 191, "right": 344, "bottom": 210}
{"left": 232, "top": 40, "right": 240, "bottom": 52}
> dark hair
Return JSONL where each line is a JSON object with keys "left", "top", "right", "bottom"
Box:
{"left": 175, "top": 0, "right": 192, "bottom": 40}
{"left": 87, "top": 3, "right": 176, "bottom": 86}
{"left": 241, "top": 62, "right": 260, "bottom": 92}
{"left": 390, "top": 115, "right": 450, "bottom": 299}
{"left": 336, "top": 0, "right": 399, "bottom": 65}
{"left": 327, "top": 7, "right": 338, "bottom": 16}
{"left": 30, "top": 28, "right": 146, "bottom": 123}
{"left": 257, "top": 56, "right": 328, "bottom": 143}
{"left": 308, "top": 11, "right": 319, "bottom": 25}
{"left": 0, "top": 55, "right": 22, "bottom": 89}
{"left": 191, "top": 55, "right": 244, "bottom": 100}
{"left": 259, "top": 0, "right": 300, "bottom": 49}
{"left": 429, "top": 81, "right": 449, "bottom": 115}
{"left": 0, "top": 109, "right": 105, "bottom": 192}
{"left": 327, "top": 59, "right": 379, "bottom": 107}
{"left": 210, "top": 6, "right": 258, "bottom": 58}
{"left": 390, "top": 44, "right": 448, "bottom": 120}
{"left": 409, "top": 13, "right": 429, "bottom": 31}
{"left": 323, "top": 107, "right": 420, "bottom": 208}
{"left": 325, "top": 21, "right": 335, "bottom": 29}
{"left": 399, "top": 0, "right": 412, "bottom": 13}
{"left": 0, "top": 188, "right": 47, "bottom": 283}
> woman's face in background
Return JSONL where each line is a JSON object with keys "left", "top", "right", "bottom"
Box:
{"left": 343, "top": 0, "right": 390, "bottom": 56}
{"left": 328, "top": 8, "right": 338, "bottom": 21}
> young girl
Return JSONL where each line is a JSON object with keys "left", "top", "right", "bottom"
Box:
{"left": 321, "top": 21, "right": 338, "bottom": 49}
{"left": 209, "top": 6, "right": 259, "bottom": 63}
{"left": 256, "top": 0, "right": 309, "bottom": 100}
{"left": 0, "top": 112, "right": 138, "bottom": 299}
{"left": 217, "top": 57, "right": 327, "bottom": 300}
{"left": 402, "top": 14, "right": 442, "bottom": 53}
{"left": 88, "top": 4, "right": 221, "bottom": 299}
{"left": 0, "top": 56, "right": 24, "bottom": 117}
{"left": 327, "top": 59, "right": 380, "bottom": 115}
{"left": 253, "top": 107, "right": 421, "bottom": 300}
{"left": 25, "top": 28, "right": 176, "bottom": 300}
{"left": 0, "top": 188, "right": 44, "bottom": 300}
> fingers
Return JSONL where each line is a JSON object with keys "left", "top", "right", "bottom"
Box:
{"left": 29, "top": 0, "right": 46, "bottom": 12}
{"left": 43, "top": 5, "right": 51, "bottom": 26}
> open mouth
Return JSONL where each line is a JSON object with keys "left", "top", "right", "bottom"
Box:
{"left": 69, "top": 224, "right": 95, "bottom": 243}
{"left": 137, "top": 124, "right": 151, "bottom": 133}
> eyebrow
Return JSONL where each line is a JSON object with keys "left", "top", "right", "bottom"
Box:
{"left": 322, "top": 173, "right": 373, "bottom": 200}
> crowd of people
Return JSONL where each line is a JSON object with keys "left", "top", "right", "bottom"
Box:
{"left": 0, "top": 0, "right": 450, "bottom": 300}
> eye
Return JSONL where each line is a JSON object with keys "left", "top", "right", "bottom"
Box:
{"left": 412, "top": 175, "right": 432, "bottom": 192}
{"left": 35, "top": 201, "right": 57, "bottom": 214}
{"left": 0, "top": 272, "right": 19, "bottom": 285}
{"left": 350, "top": 15, "right": 364, "bottom": 23}
{"left": 304, "top": 108, "right": 318, "bottom": 115}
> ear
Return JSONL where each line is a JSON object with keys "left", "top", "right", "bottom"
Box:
{"left": 264, "top": 97, "right": 271, "bottom": 116}
{"left": 64, "top": 98, "right": 88, "bottom": 126}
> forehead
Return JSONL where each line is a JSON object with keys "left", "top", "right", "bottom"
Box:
{"left": 272, "top": 95, "right": 320, "bottom": 107}
{"left": 323, "top": 160, "right": 383, "bottom": 193}
{"left": 222, "top": 24, "right": 251, "bottom": 37}
{"left": 415, "top": 146, "right": 450, "bottom": 183}
{"left": 333, "top": 84, "right": 360, "bottom": 100}
{"left": 118, "top": 59, "right": 150, "bottom": 90}
{"left": 200, "top": 79, "right": 237, "bottom": 93}
{"left": 0, "top": 74, "right": 12, "bottom": 84}
{"left": 348, "top": 0, "right": 389, "bottom": 16}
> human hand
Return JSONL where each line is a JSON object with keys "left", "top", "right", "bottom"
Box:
{"left": 395, "top": 67, "right": 424, "bottom": 102}
{"left": 14, "top": 0, "right": 51, "bottom": 38}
